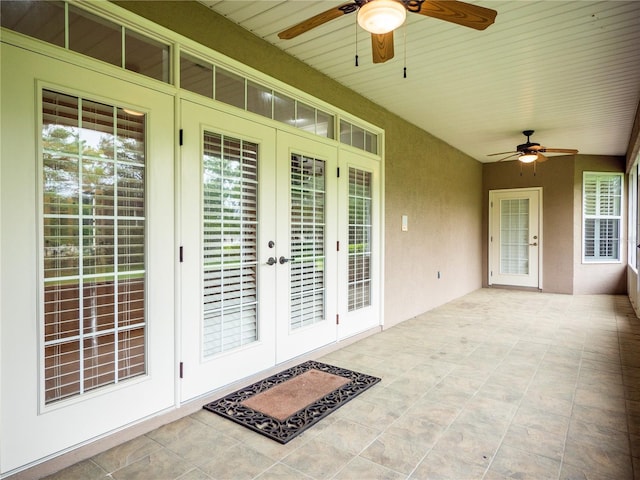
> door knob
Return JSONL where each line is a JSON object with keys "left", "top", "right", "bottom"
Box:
{"left": 279, "top": 256, "right": 290, "bottom": 264}
{"left": 266, "top": 257, "right": 277, "bottom": 266}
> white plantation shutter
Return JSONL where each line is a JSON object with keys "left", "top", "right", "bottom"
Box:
{"left": 500, "top": 198, "right": 530, "bottom": 275}
{"left": 290, "top": 154, "right": 326, "bottom": 329}
{"left": 348, "top": 168, "right": 372, "bottom": 311}
{"left": 583, "top": 173, "right": 623, "bottom": 261}
{"left": 202, "top": 132, "right": 259, "bottom": 356}
{"left": 42, "top": 89, "right": 146, "bottom": 404}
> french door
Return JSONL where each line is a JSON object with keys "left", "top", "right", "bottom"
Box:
{"left": 489, "top": 188, "right": 542, "bottom": 288}
{"left": 179, "top": 101, "right": 338, "bottom": 401}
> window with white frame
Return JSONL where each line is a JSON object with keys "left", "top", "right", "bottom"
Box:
{"left": 583, "top": 172, "right": 623, "bottom": 262}
{"left": 629, "top": 164, "right": 638, "bottom": 270}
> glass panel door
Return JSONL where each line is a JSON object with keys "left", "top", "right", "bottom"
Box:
{"left": 180, "top": 100, "right": 277, "bottom": 401}
{"left": 489, "top": 189, "right": 541, "bottom": 288}
{"left": 337, "top": 150, "right": 381, "bottom": 339}
{"left": 275, "top": 131, "right": 337, "bottom": 363}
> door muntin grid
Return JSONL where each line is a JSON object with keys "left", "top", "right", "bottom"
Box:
{"left": 202, "top": 132, "right": 259, "bottom": 357}
{"left": 348, "top": 167, "right": 372, "bottom": 311}
{"left": 500, "top": 198, "right": 530, "bottom": 275}
{"left": 290, "top": 154, "right": 326, "bottom": 330}
{"left": 41, "top": 89, "right": 146, "bottom": 404}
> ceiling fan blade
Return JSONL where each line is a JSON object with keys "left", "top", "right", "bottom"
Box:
{"left": 497, "top": 153, "right": 519, "bottom": 162}
{"left": 536, "top": 153, "right": 548, "bottom": 163}
{"left": 278, "top": 2, "right": 357, "bottom": 40}
{"left": 371, "top": 31, "right": 395, "bottom": 63}
{"left": 414, "top": 0, "right": 497, "bottom": 31}
{"left": 487, "top": 151, "right": 517, "bottom": 156}
{"left": 542, "top": 148, "right": 579, "bottom": 154}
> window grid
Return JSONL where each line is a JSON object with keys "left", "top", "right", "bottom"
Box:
{"left": 583, "top": 173, "right": 623, "bottom": 262}
{"left": 42, "top": 89, "right": 146, "bottom": 404}
{"left": 500, "top": 199, "right": 530, "bottom": 275}
{"left": 348, "top": 168, "right": 372, "bottom": 311}
{"left": 290, "top": 154, "right": 326, "bottom": 330}
{"left": 202, "top": 133, "right": 259, "bottom": 357}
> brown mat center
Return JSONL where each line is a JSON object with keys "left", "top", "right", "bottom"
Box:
{"left": 241, "top": 369, "right": 351, "bottom": 421}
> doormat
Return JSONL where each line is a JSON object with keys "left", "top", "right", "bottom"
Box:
{"left": 203, "top": 360, "right": 381, "bottom": 444}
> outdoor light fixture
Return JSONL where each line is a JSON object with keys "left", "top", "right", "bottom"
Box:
{"left": 519, "top": 152, "right": 538, "bottom": 163}
{"left": 357, "top": 0, "right": 407, "bottom": 34}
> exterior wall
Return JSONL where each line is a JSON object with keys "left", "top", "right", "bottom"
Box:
{"left": 482, "top": 155, "right": 575, "bottom": 294}
{"left": 114, "top": 1, "right": 484, "bottom": 327}
{"left": 573, "top": 155, "right": 627, "bottom": 294}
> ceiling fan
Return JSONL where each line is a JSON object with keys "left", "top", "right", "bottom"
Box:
{"left": 488, "top": 130, "right": 579, "bottom": 163}
{"left": 278, "top": 0, "right": 497, "bottom": 64}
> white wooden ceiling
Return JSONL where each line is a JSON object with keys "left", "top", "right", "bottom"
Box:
{"left": 199, "top": 0, "right": 640, "bottom": 162}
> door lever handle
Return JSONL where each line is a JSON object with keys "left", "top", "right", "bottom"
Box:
{"left": 266, "top": 257, "right": 277, "bottom": 266}
{"left": 529, "top": 242, "right": 538, "bottom": 246}
{"left": 279, "top": 256, "right": 290, "bottom": 264}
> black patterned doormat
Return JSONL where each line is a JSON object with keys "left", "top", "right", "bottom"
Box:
{"left": 203, "top": 360, "right": 381, "bottom": 444}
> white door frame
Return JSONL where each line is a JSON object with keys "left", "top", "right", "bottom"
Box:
{"left": 488, "top": 187, "right": 543, "bottom": 289}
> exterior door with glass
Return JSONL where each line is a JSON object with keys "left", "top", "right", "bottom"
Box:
{"left": 180, "top": 100, "right": 278, "bottom": 401}
{"left": 275, "top": 131, "right": 338, "bottom": 363}
{"left": 489, "top": 188, "right": 541, "bottom": 288}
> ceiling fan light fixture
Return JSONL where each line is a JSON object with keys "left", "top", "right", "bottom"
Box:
{"left": 357, "top": 0, "right": 406, "bottom": 34}
{"left": 519, "top": 152, "right": 538, "bottom": 163}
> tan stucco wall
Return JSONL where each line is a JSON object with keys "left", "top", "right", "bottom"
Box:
{"left": 114, "top": 1, "right": 483, "bottom": 327}
{"left": 482, "top": 156, "right": 575, "bottom": 294}
{"left": 573, "top": 155, "right": 627, "bottom": 294}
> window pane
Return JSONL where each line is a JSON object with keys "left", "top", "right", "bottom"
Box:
{"left": 296, "top": 102, "right": 315, "bottom": 133}
{"left": 352, "top": 125, "right": 365, "bottom": 150}
{"left": 316, "top": 109, "right": 334, "bottom": 139}
{"left": 273, "top": 92, "right": 295, "bottom": 124}
{"left": 340, "top": 120, "right": 351, "bottom": 145}
{"left": 583, "top": 173, "right": 622, "bottom": 262}
{"left": 1, "top": 0, "right": 65, "bottom": 47}
{"left": 290, "top": 154, "right": 326, "bottom": 329}
{"left": 247, "top": 81, "right": 272, "bottom": 118}
{"left": 181, "top": 54, "right": 213, "bottom": 98}
{"left": 69, "top": 5, "right": 122, "bottom": 67}
{"left": 125, "top": 29, "right": 170, "bottom": 83}
{"left": 42, "top": 89, "right": 146, "bottom": 404}
{"left": 202, "top": 132, "right": 259, "bottom": 357}
{"left": 348, "top": 168, "right": 372, "bottom": 311}
{"left": 215, "top": 68, "right": 244, "bottom": 109}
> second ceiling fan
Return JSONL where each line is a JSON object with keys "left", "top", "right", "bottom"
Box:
{"left": 278, "top": 0, "right": 497, "bottom": 64}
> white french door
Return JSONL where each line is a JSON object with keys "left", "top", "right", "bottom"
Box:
{"left": 179, "top": 103, "right": 339, "bottom": 400}
{"left": 1, "top": 44, "right": 175, "bottom": 474}
{"left": 180, "top": 100, "right": 278, "bottom": 401}
{"left": 489, "top": 188, "right": 542, "bottom": 288}
{"left": 275, "top": 131, "right": 338, "bottom": 362}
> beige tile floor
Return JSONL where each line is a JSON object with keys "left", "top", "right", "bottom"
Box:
{"left": 43, "top": 288, "right": 640, "bottom": 479}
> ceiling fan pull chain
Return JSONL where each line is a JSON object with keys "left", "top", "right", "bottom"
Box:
{"left": 354, "top": 17, "right": 359, "bottom": 67}
{"left": 403, "top": 22, "right": 407, "bottom": 78}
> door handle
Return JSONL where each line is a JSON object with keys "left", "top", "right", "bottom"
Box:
{"left": 279, "top": 256, "right": 290, "bottom": 264}
{"left": 529, "top": 242, "right": 538, "bottom": 246}
{"left": 266, "top": 257, "right": 277, "bottom": 266}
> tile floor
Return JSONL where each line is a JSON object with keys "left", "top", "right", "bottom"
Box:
{"left": 43, "top": 288, "right": 640, "bottom": 479}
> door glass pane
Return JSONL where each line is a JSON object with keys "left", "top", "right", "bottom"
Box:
{"left": 500, "top": 198, "right": 529, "bottom": 275}
{"left": 290, "top": 154, "right": 325, "bottom": 329}
{"left": 42, "top": 90, "right": 146, "bottom": 404}
{"left": 202, "top": 132, "right": 258, "bottom": 357}
{"left": 348, "top": 168, "right": 372, "bottom": 311}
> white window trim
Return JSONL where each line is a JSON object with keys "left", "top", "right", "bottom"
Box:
{"left": 582, "top": 171, "right": 624, "bottom": 264}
